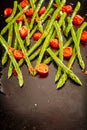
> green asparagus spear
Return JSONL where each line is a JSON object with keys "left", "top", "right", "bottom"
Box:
{"left": 47, "top": 48, "right": 82, "bottom": 85}
{"left": 14, "top": 22, "right": 33, "bottom": 74}
{"left": 71, "top": 24, "right": 85, "bottom": 69}
{"left": 0, "top": 35, "right": 24, "bottom": 87}
{"left": 53, "top": 21, "right": 64, "bottom": 82}
{"left": 2, "top": 25, "right": 13, "bottom": 65}
{"left": 33, "top": 26, "right": 54, "bottom": 76}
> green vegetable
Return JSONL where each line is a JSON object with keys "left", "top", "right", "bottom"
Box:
{"left": 40, "top": 0, "right": 54, "bottom": 20}
{"left": 2, "top": 25, "right": 13, "bottom": 65}
{"left": 47, "top": 48, "right": 82, "bottom": 85}
{"left": 0, "top": 35, "right": 24, "bottom": 87}
{"left": 33, "top": 26, "right": 54, "bottom": 76}
{"left": 14, "top": 22, "right": 33, "bottom": 74}
{"left": 71, "top": 24, "right": 85, "bottom": 69}
{"left": 29, "top": 0, "right": 44, "bottom": 30}
{"left": 8, "top": 37, "right": 18, "bottom": 79}
{"left": 56, "top": 48, "right": 76, "bottom": 89}
{"left": 44, "top": 37, "right": 72, "bottom": 64}
{"left": 53, "top": 21, "right": 63, "bottom": 82}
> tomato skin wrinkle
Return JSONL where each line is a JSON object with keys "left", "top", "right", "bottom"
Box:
{"left": 24, "top": 8, "right": 34, "bottom": 16}
{"left": 62, "top": 5, "right": 73, "bottom": 14}
{"left": 36, "top": 63, "right": 49, "bottom": 75}
{"left": 50, "top": 38, "right": 59, "bottom": 49}
{"left": 63, "top": 47, "right": 73, "bottom": 59}
{"left": 73, "top": 15, "right": 84, "bottom": 25}
{"left": 81, "top": 31, "right": 87, "bottom": 42}
{"left": 4, "top": 8, "right": 13, "bottom": 17}
{"left": 13, "top": 50, "right": 24, "bottom": 60}
{"left": 38, "top": 6, "right": 46, "bottom": 16}
{"left": 19, "top": 25, "right": 28, "bottom": 39}
{"left": 33, "top": 32, "right": 42, "bottom": 41}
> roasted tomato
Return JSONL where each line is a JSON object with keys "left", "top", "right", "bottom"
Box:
{"left": 19, "top": 25, "right": 28, "bottom": 39}
{"left": 16, "top": 15, "right": 24, "bottom": 22}
{"left": 13, "top": 50, "right": 24, "bottom": 60}
{"left": 4, "top": 8, "right": 12, "bottom": 17}
{"left": 63, "top": 47, "right": 73, "bottom": 59}
{"left": 50, "top": 38, "right": 60, "bottom": 49}
{"left": 24, "top": 8, "right": 34, "bottom": 16}
{"left": 36, "top": 63, "right": 49, "bottom": 74}
{"left": 62, "top": 5, "right": 73, "bottom": 14}
{"left": 19, "top": 0, "right": 29, "bottom": 8}
{"left": 80, "top": 31, "right": 87, "bottom": 42}
{"left": 38, "top": 6, "right": 46, "bottom": 16}
{"left": 73, "top": 15, "right": 84, "bottom": 25}
{"left": 33, "top": 32, "right": 42, "bottom": 41}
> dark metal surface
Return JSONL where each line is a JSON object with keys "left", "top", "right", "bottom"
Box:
{"left": 0, "top": 0, "right": 87, "bottom": 130}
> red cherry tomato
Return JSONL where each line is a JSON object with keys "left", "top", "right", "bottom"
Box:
{"left": 63, "top": 47, "right": 73, "bottom": 59}
{"left": 4, "top": 8, "right": 12, "bottom": 17}
{"left": 62, "top": 5, "right": 73, "bottom": 14}
{"left": 73, "top": 15, "right": 84, "bottom": 25}
{"left": 24, "top": 8, "right": 34, "bottom": 16}
{"left": 80, "top": 31, "right": 87, "bottom": 42}
{"left": 36, "top": 63, "right": 49, "bottom": 74}
{"left": 16, "top": 15, "right": 24, "bottom": 22}
{"left": 19, "top": 25, "right": 28, "bottom": 39}
{"left": 38, "top": 6, "right": 46, "bottom": 16}
{"left": 19, "top": 0, "right": 29, "bottom": 8}
{"left": 50, "top": 38, "right": 60, "bottom": 49}
{"left": 13, "top": 50, "right": 24, "bottom": 60}
{"left": 33, "top": 32, "right": 42, "bottom": 41}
